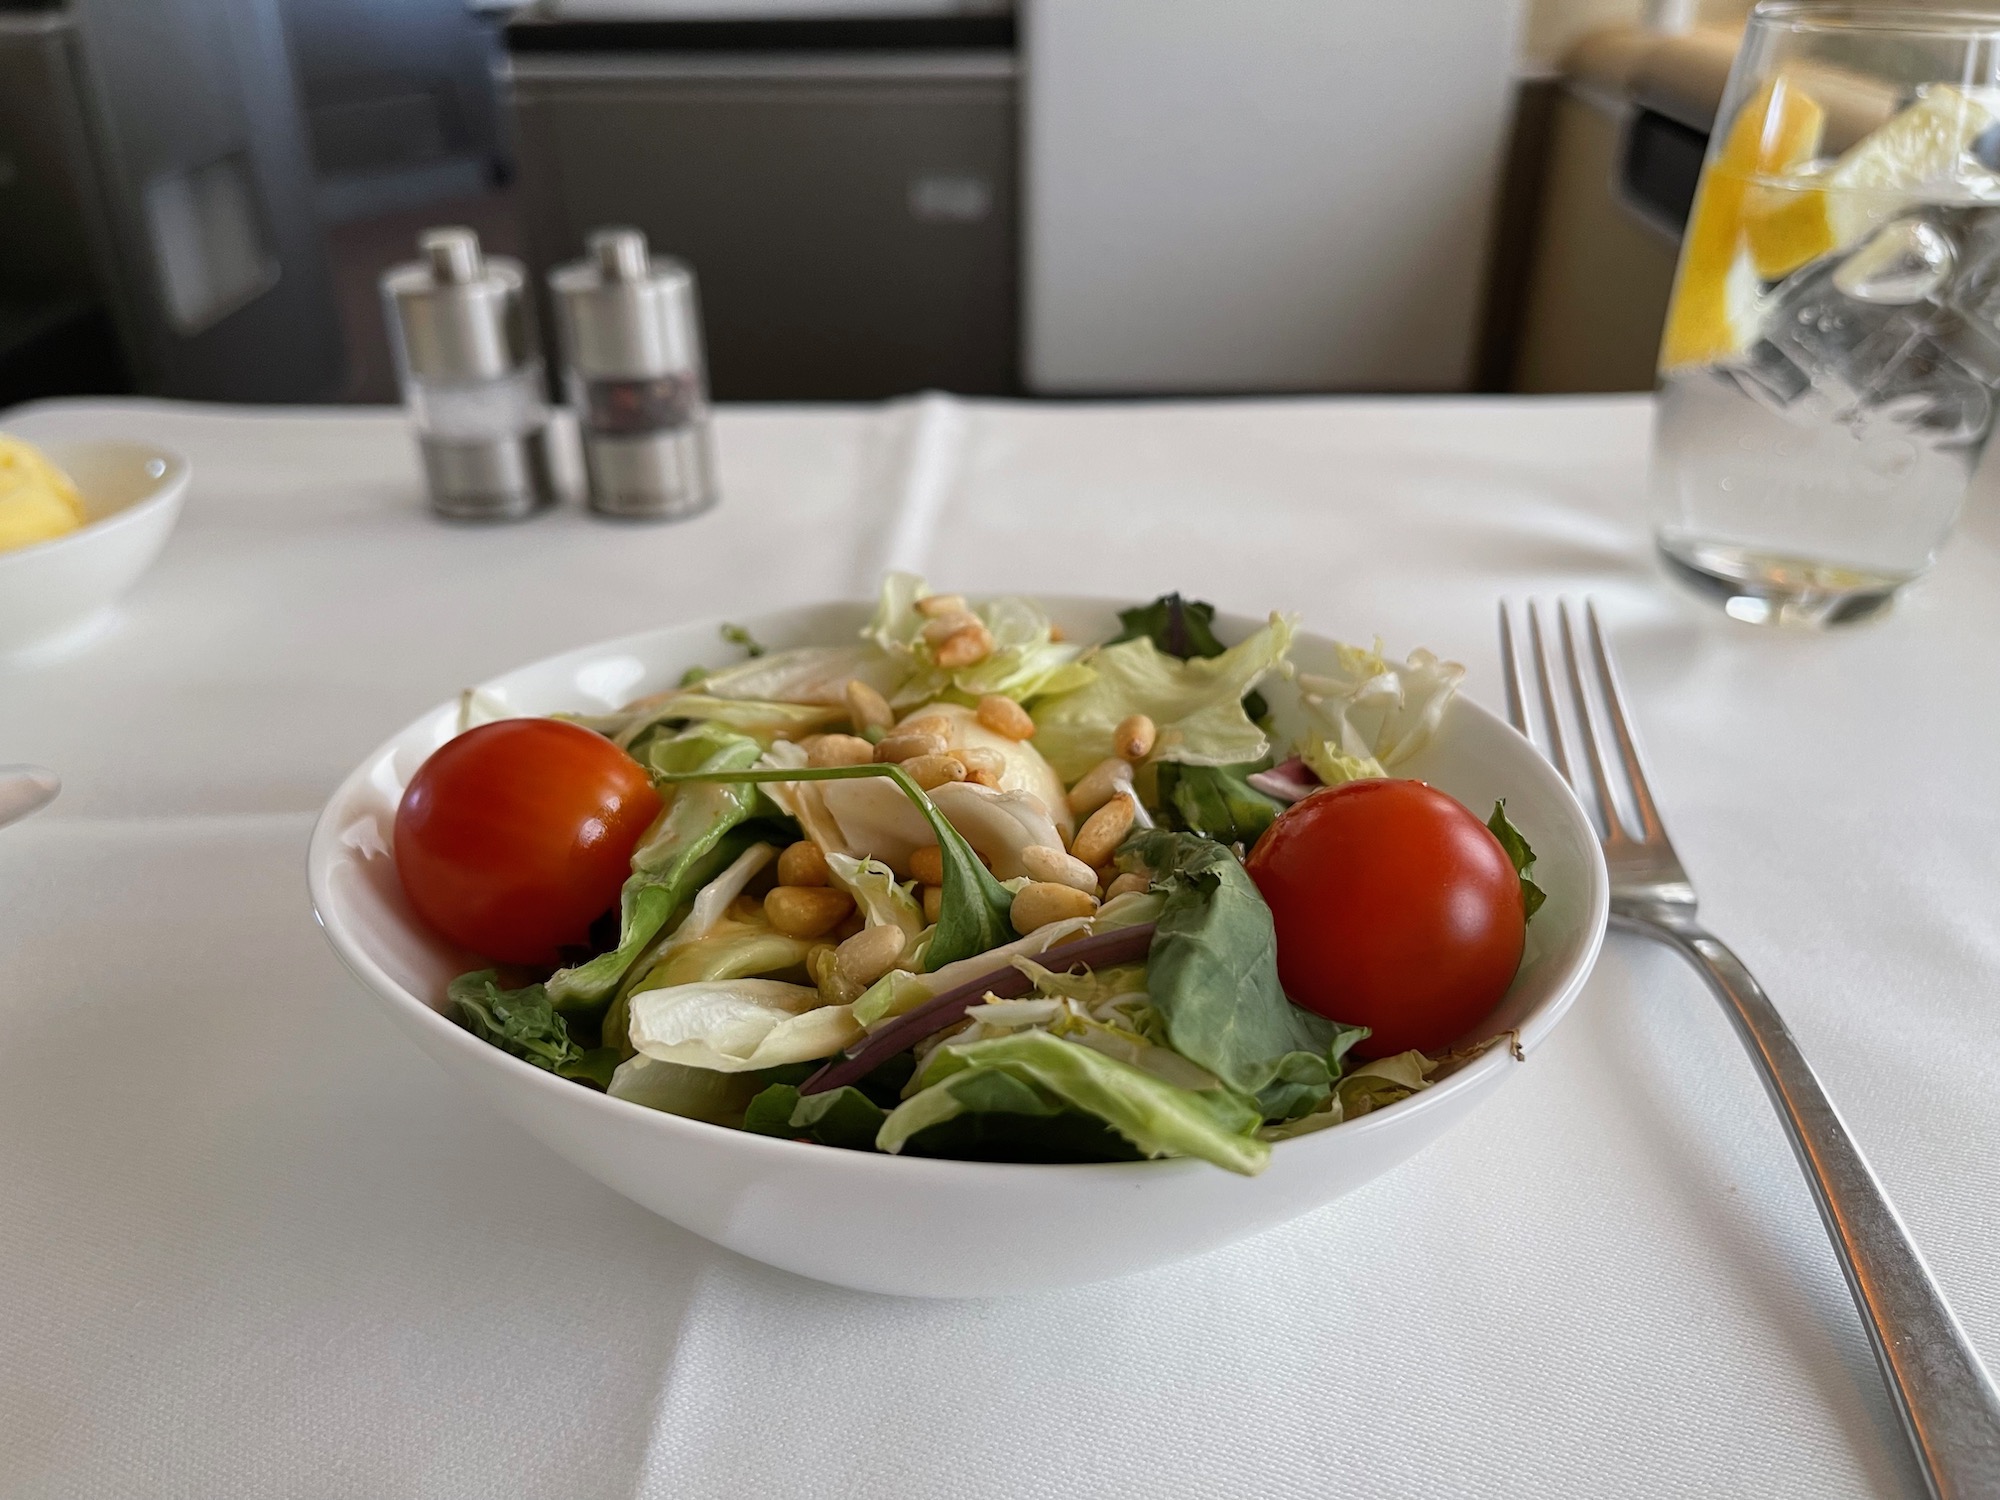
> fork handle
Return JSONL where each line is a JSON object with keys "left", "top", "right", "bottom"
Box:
{"left": 1619, "top": 913, "right": 2000, "bottom": 1500}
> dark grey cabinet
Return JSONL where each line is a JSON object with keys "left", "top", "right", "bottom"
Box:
{"left": 507, "top": 23, "right": 1018, "bottom": 401}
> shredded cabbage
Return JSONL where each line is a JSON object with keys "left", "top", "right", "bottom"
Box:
{"left": 1294, "top": 641, "right": 1464, "bottom": 786}
{"left": 628, "top": 979, "right": 861, "bottom": 1072}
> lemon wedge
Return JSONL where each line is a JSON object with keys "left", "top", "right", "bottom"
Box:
{"left": 0, "top": 434, "right": 87, "bottom": 554}
{"left": 1744, "top": 84, "right": 2000, "bottom": 283}
{"left": 1662, "top": 76, "right": 1826, "bottom": 369}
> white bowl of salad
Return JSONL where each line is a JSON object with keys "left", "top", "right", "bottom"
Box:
{"left": 309, "top": 580, "right": 1608, "bottom": 1297}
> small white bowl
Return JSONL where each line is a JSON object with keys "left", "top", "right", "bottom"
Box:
{"left": 308, "top": 600, "right": 1609, "bottom": 1298}
{"left": 0, "top": 439, "right": 191, "bottom": 658}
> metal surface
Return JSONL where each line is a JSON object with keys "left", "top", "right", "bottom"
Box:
{"left": 550, "top": 226, "right": 717, "bottom": 520}
{"left": 382, "top": 229, "right": 538, "bottom": 385}
{"left": 1500, "top": 599, "right": 2000, "bottom": 1500}
{"left": 0, "top": 766, "right": 60, "bottom": 831}
{"left": 380, "top": 227, "right": 555, "bottom": 520}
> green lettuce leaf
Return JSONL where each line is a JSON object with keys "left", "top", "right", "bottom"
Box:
{"left": 879, "top": 1031, "right": 1269, "bottom": 1175}
{"left": 891, "top": 1070, "right": 1144, "bottom": 1163}
{"left": 654, "top": 762, "right": 1016, "bottom": 970}
{"left": 693, "top": 642, "right": 903, "bottom": 706}
{"left": 1110, "top": 591, "right": 1269, "bottom": 718}
{"left": 1251, "top": 1025, "right": 1371, "bottom": 1122}
{"left": 1031, "top": 615, "right": 1295, "bottom": 783}
{"left": 1487, "top": 800, "right": 1547, "bottom": 921}
{"left": 546, "top": 724, "right": 766, "bottom": 1008}
{"left": 1336, "top": 1049, "right": 1434, "bottom": 1117}
{"left": 1155, "top": 760, "right": 1286, "bottom": 846}
{"left": 1298, "top": 742, "right": 1385, "bottom": 788}
{"left": 1124, "top": 828, "right": 1357, "bottom": 1097}
{"left": 864, "top": 573, "right": 1093, "bottom": 708}
{"left": 449, "top": 970, "right": 617, "bottom": 1087}
{"left": 607, "top": 1054, "right": 764, "bottom": 1123}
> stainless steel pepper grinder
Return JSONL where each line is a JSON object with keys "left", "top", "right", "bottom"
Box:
{"left": 380, "top": 227, "right": 554, "bottom": 520}
{"left": 549, "top": 228, "right": 719, "bottom": 521}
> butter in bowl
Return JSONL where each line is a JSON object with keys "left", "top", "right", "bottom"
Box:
{"left": 0, "top": 433, "right": 192, "bottom": 659}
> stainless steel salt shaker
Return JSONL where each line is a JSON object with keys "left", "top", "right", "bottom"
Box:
{"left": 549, "top": 228, "right": 718, "bottom": 521}
{"left": 380, "top": 227, "right": 554, "bottom": 520}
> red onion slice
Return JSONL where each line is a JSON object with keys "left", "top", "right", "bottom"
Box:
{"left": 1245, "top": 756, "right": 1321, "bottom": 804}
{"left": 799, "top": 922, "right": 1158, "bottom": 1096}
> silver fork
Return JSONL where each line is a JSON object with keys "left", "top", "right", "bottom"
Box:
{"left": 1502, "top": 599, "right": 2000, "bottom": 1500}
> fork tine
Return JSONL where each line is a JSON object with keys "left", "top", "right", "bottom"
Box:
{"left": 1498, "top": 601, "right": 1529, "bottom": 735}
{"left": 1584, "top": 600, "right": 1667, "bottom": 842}
{"left": 1526, "top": 601, "right": 1576, "bottom": 789}
{"left": 1558, "top": 600, "right": 1628, "bottom": 842}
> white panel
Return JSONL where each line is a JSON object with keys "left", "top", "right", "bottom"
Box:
{"left": 1024, "top": 0, "right": 1524, "bottom": 393}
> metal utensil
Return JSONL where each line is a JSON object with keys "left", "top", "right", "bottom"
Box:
{"left": 0, "top": 765, "right": 60, "bottom": 829}
{"left": 1500, "top": 599, "right": 2000, "bottom": 1500}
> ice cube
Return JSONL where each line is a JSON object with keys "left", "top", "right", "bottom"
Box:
{"left": 1755, "top": 221, "right": 1994, "bottom": 447}
{"left": 1833, "top": 218, "right": 1955, "bottom": 304}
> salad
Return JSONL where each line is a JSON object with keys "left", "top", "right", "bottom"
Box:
{"left": 393, "top": 579, "right": 1545, "bottom": 1176}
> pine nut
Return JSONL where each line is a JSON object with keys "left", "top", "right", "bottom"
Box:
{"left": 952, "top": 746, "right": 1005, "bottom": 780}
{"left": 1113, "top": 713, "right": 1158, "bottom": 762}
{"left": 922, "top": 886, "right": 944, "bottom": 924}
{"left": 875, "top": 730, "right": 947, "bottom": 763}
{"left": 1067, "top": 756, "right": 1133, "bottom": 818}
{"left": 901, "top": 713, "right": 955, "bottom": 741}
{"left": 920, "top": 609, "right": 982, "bottom": 643}
{"left": 805, "top": 733, "right": 875, "bottom": 768}
{"left": 901, "top": 753, "right": 965, "bottom": 790}
{"left": 776, "top": 840, "right": 830, "bottom": 888}
{"left": 934, "top": 622, "right": 994, "bottom": 669}
{"left": 1011, "top": 881, "right": 1099, "bottom": 934}
{"left": 844, "top": 678, "right": 894, "bottom": 737}
{"left": 914, "top": 593, "right": 967, "bottom": 619}
{"left": 1020, "top": 844, "right": 1100, "bottom": 894}
{"left": 1070, "top": 795, "right": 1136, "bottom": 867}
{"left": 764, "top": 885, "right": 854, "bottom": 939}
{"left": 1104, "top": 871, "right": 1151, "bottom": 901}
{"left": 967, "top": 768, "right": 1002, "bottom": 789}
{"left": 976, "top": 694, "right": 1036, "bottom": 740}
{"left": 909, "top": 844, "right": 945, "bottom": 887}
{"left": 1048, "top": 623, "right": 1067, "bottom": 643}
{"left": 834, "top": 924, "right": 906, "bottom": 988}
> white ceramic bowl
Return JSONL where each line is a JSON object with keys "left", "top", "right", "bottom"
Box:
{"left": 0, "top": 439, "right": 191, "bottom": 658}
{"left": 308, "top": 600, "right": 1609, "bottom": 1298}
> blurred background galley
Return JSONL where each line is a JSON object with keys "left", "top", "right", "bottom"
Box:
{"left": 0, "top": 0, "right": 1760, "bottom": 409}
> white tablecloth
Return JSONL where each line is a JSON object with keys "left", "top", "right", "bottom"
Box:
{"left": 2, "top": 394, "right": 1996, "bottom": 1500}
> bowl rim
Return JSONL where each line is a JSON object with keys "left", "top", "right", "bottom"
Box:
{"left": 307, "top": 597, "right": 1611, "bottom": 1181}
{"left": 0, "top": 438, "right": 191, "bottom": 570}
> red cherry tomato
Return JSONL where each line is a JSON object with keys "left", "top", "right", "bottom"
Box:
{"left": 1245, "top": 778, "right": 1524, "bottom": 1059}
{"left": 394, "top": 718, "right": 661, "bottom": 967}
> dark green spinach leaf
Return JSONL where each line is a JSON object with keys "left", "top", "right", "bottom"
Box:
{"left": 450, "top": 970, "right": 617, "bottom": 1088}
{"left": 1487, "top": 800, "right": 1547, "bottom": 921}
{"left": 741, "top": 1082, "right": 892, "bottom": 1150}
{"left": 1155, "top": 760, "right": 1286, "bottom": 846}
{"left": 1123, "top": 828, "right": 1358, "bottom": 1098}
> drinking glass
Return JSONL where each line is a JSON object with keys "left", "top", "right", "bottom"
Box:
{"left": 1650, "top": 4, "right": 2000, "bottom": 624}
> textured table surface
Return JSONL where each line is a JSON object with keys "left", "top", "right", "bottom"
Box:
{"left": 2, "top": 393, "right": 1995, "bottom": 1499}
